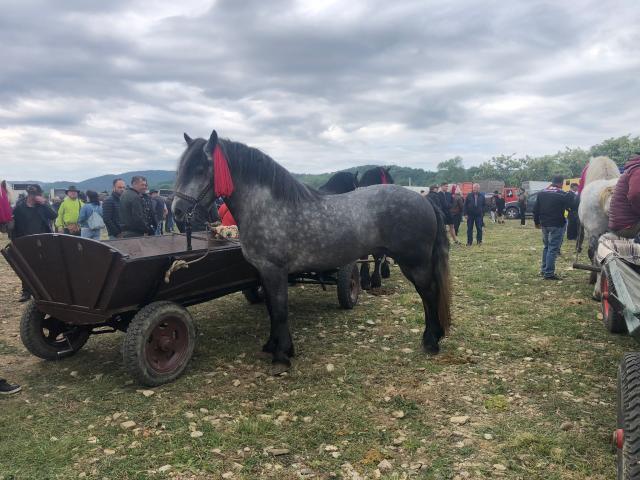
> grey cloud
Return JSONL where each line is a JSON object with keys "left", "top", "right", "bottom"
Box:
{"left": 0, "top": 0, "right": 639, "bottom": 181}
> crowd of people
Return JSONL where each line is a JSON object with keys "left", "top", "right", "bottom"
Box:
{"left": 421, "top": 183, "right": 527, "bottom": 247}
{"left": 4, "top": 176, "right": 177, "bottom": 302}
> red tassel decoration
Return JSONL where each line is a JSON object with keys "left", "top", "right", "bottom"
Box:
{"left": 380, "top": 167, "right": 388, "bottom": 185}
{"left": 213, "top": 145, "right": 234, "bottom": 197}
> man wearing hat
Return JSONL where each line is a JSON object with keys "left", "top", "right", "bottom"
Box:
{"left": 11, "top": 184, "right": 57, "bottom": 301}
{"left": 55, "top": 186, "right": 83, "bottom": 235}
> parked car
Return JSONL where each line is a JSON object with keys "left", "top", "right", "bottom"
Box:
{"left": 504, "top": 191, "right": 538, "bottom": 219}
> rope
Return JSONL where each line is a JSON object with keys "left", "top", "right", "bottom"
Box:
{"left": 164, "top": 225, "right": 216, "bottom": 283}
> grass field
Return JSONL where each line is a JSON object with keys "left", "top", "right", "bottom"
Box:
{"left": 0, "top": 221, "right": 635, "bottom": 479}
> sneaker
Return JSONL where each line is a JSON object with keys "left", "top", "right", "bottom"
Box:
{"left": 466, "top": 243, "right": 472, "bottom": 246}
{"left": 18, "top": 291, "right": 31, "bottom": 303}
{"left": 0, "top": 379, "right": 21, "bottom": 395}
{"left": 543, "top": 274, "right": 562, "bottom": 281}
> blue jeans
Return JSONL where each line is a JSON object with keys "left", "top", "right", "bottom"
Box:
{"left": 541, "top": 225, "right": 565, "bottom": 277}
{"left": 467, "top": 215, "right": 483, "bottom": 244}
{"left": 81, "top": 228, "right": 101, "bottom": 240}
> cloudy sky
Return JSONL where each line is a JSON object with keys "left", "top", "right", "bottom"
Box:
{"left": 1, "top": 0, "right": 639, "bottom": 181}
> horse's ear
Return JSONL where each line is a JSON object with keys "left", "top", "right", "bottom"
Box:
{"left": 184, "top": 133, "right": 193, "bottom": 145}
{"left": 207, "top": 130, "right": 219, "bottom": 154}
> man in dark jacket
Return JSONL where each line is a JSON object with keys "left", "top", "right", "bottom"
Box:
{"left": 464, "top": 183, "right": 485, "bottom": 246}
{"left": 150, "top": 190, "right": 167, "bottom": 235}
{"left": 609, "top": 153, "right": 640, "bottom": 238}
{"left": 566, "top": 183, "right": 580, "bottom": 240}
{"left": 102, "top": 178, "right": 125, "bottom": 240}
{"left": 533, "top": 175, "right": 576, "bottom": 280}
{"left": 426, "top": 185, "right": 445, "bottom": 219}
{"left": 119, "top": 176, "right": 152, "bottom": 238}
{"left": 11, "top": 184, "right": 57, "bottom": 301}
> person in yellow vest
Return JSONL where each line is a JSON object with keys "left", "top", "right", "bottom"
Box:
{"left": 55, "top": 186, "right": 84, "bottom": 235}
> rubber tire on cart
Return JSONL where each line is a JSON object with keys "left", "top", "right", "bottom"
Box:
{"left": 243, "top": 286, "right": 265, "bottom": 304}
{"left": 616, "top": 352, "right": 640, "bottom": 480}
{"left": 602, "top": 269, "right": 626, "bottom": 334}
{"left": 122, "top": 301, "right": 196, "bottom": 387}
{"left": 337, "top": 262, "right": 360, "bottom": 310}
{"left": 20, "top": 300, "right": 90, "bottom": 360}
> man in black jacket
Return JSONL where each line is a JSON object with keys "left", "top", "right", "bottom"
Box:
{"left": 464, "top": 183, "right": 486, "bottom": 246}
{"left": 102, "top": 178, "right": 125, "bottom": 240}
{"left": 11, "top": 184, "right": 57, "bottom": 301}
{"left": 119, "top": 176, "right": 153, "bottom": 238}
{"left": 533, "top": 175, "right": 576, "bottom": 280}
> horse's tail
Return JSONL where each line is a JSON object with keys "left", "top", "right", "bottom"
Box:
{"left": 431, "top": 205, "right": 452, "bottom": 334}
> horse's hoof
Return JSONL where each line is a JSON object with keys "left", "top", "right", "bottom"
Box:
{"left": 271, "top": 357, "right": 291, "bottom": 376}
{"left": 262, "top": 340, "right": 276, "bottom": 354}
{"left": 423, "top": 342, "right": 440, "bottom": 355}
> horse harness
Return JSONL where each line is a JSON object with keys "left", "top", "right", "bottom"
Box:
{"left": 174, "top": 181, "right": 212, "bottom": 251}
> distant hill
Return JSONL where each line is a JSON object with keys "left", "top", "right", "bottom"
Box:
{"left": 10, "top": 164, "right": 437, "bottom": 194}
{"left": 10, "top": 170, "right": 177, "bottom": 193}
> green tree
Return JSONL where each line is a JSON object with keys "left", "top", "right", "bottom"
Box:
{"left": 590, "top": 135, "right": 640, "bottom": 166}
{"left": 435, "top": 156, "right": 466, "bottom": 183}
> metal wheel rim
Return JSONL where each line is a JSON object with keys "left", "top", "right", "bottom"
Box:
{"left": 350, "top": 267, "right": 359, "bottom": 302}
{"left": 602, "top": 274, "right": 611, "bottom": 320}
{"left": 145, "top": 316, "right": 190, "bottom": 374}
{"left": 41, "top": 316, "right": 75, "bottom": 347}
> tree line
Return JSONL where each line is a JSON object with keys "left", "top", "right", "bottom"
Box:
{"left": 294, "top": 134, "right": 640, "bottom": 188}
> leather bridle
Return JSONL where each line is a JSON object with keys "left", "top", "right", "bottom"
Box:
{"left": 174, "top": 177, "right": 213, "bottom": 251}
{"left": 174, "top": 181, "right": 212, "bottom": 213}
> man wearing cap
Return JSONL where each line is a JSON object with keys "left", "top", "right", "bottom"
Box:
{"left": 11, "top": 184, "right": 57, "bottom": 301}
{"left": 55, "top": 186, "right": 83, "bottom": 235}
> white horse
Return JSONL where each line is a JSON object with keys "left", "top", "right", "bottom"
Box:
{"left": 577, "top": 156, "right": 620, "bottom": 295}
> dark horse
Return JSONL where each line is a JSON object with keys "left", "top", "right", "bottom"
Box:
{"left": 358, "top": 166, "right": 395, "bottom": 289}
{"left": 173, "top": 131, "right": 451, "bottom": 370}
{"left": 318, "top": 171, "right": 359, "bottom": 194}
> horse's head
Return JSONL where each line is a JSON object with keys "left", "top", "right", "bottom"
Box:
{"left": 173, "top": 131, "right": 217, "bottom": 222}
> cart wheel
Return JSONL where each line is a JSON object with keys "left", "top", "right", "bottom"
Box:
{"left": 381, "top": 259, "right": 391, "bottom": 279}
{"left": 602, "top": 271, "right": 626, "bottom": 334}
{"left": 616, "top": 353, "right": 640, "bottom": 479}
{"left": 243, "top": 286, "right": 264, "bottom": 304}
{"left": 123, "top": 301, "right": 196, "bottom": 386}
{"left": 20, "top": 300, "right": 90, "bottom": 360}
{"left": 337, "top": 262, "right": 360, "bottom": 309}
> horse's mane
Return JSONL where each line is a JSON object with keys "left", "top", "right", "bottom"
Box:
{"left": 359, "top": 167, "right": 394, "bottom": 187}
{"left": 584, "top": 156, "right": 620, "bottom": 185}
{"left": 220, "top": 139, "right": 321, "bottom": 203}
{"left": 319, "top": 171, "right": 357, "bottom": 194}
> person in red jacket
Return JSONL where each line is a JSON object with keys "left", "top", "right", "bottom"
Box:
{"left": 609, "top": 153, "right": 640, "bottom": 238}
{"left": 218, "top": 202, "right": 236, "bottom": 226}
